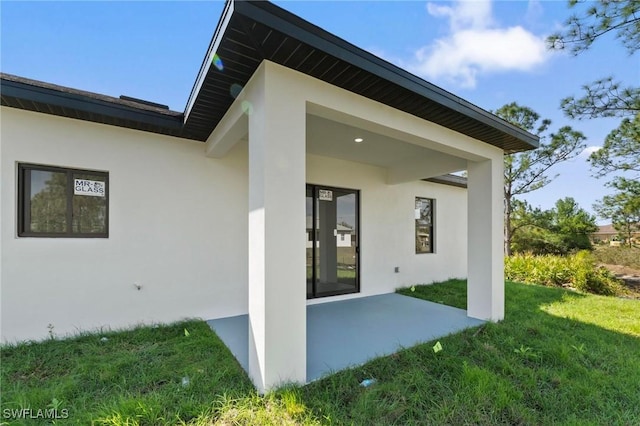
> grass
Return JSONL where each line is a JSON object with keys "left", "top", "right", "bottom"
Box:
{"left": 2, "top": 280, "right": 639, "bottom": 425}
{"left": 592, "top": 245, "right": 640, "bottom": 269}
{"left": 1, "top": 321, "right": 256, "bottom": 425}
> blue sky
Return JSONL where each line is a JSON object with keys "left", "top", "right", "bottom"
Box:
{"left": 2, "top": 1, "right": 636, "bottom": 222}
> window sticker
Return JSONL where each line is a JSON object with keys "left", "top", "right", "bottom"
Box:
{"left": 319, "top": 189, "right": 333, "bottom": 201}
{"left": 74, "top": 179, "right": 106, "bottom": 197}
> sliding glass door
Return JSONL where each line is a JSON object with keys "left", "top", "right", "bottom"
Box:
{"left": 306, "top": 185, "right": 359, "bottom": 299}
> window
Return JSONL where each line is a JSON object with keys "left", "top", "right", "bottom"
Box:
{"left": 415, "top": 197, "right": 434, "bottom": 253}
{"left": 18, "top": 163, "right": 109, "bottom": 237}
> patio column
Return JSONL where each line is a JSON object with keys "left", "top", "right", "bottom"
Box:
{"left": 247, "top": 63, "right": 306, "bottom": 392}
{"left": 467, "top": 157, "right": 504, "bottom": 321}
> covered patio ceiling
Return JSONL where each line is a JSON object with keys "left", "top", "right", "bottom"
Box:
{"left": 208, "top": 103, "right": 475, "bottom": 183}
{"left": 205, "top": 60, "right": 494, "bottom": 184}
{"left": 306, "top": 114, "right": 468, "bottom": 181}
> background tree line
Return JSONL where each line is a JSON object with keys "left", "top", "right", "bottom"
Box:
{"left": 499, "top": 0, "right": 639, "bottom": 255}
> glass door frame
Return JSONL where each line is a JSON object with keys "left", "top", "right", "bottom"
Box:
{"left": 306, "top": 184, "right": 360, "bottom": 299}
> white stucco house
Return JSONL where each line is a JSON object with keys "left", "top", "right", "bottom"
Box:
{"left": 0, "top": 1, "right": 538, "bottom": 391}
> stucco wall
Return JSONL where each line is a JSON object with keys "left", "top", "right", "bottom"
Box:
{"left": 1, "top": 107, "right": 249, "bottom": 342}
{"left": 1, "top": 106, "right": 467, "bottom": 342}
{"left": 306, "top": 154, "right": 467, "bottom": 304}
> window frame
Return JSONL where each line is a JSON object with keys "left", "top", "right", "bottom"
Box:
{"left": 17, "top": 163, "right": 109, "bottom": 238}
{"left": 415, "top": 197, "right": 435, "bottom": 254}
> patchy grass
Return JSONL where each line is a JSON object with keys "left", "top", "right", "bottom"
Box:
{"left": 593, "top": 245, "right": 640, "bottom": 269}
{"left": 397, "top": 277, "right": 468, "bottom": 308}
{"left": 2, "top": 281, "right": 639, "bottom": 425}
{"left": 0, "top": 321, "right": 259, "bottom": 425}
{"left": 322, "top": 280, "right": 640, "bottom": 424}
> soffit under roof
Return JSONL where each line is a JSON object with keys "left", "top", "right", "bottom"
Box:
{"left": 184, "top": 0, "right": 538, "bottom": 152}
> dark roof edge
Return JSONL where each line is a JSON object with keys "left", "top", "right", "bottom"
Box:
{"left": 184, "top": 0, "right": 235, "bottom": 119}
{"left": 234, "top": 0, "right": 539, "bottom": 150}
{"left": 424, "top": 174, "right": 468, "bottom": 188}
{"left": 119, "top": 95, "right": 169, "bottom": 110}
{"left": 1, "top": 73, "right": 184, "bottom": 129}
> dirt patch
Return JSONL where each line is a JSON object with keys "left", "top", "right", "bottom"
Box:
{"left": 601, "top": 264, "right": 640, "bottom": 277}
{"left": 600, "top": 264, "right": 640, "bottom": 298}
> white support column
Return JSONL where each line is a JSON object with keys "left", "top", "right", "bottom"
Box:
{"left": 247, "top": 64, "right": 307, "bottom": 392}
{"left": 467, "top": 157, "right": 504, "bottom": 321}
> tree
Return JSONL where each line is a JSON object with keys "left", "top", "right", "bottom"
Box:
{"left": 547, "top": 0, "right": 640, "bottom": 55}
{"left": 552, "top": 197, "right": 599, "bottom": 251}
{"left": 511, "top": 197, "right": 597, "bottom": 255}
{"left": 548, "top": 1, "right": 639, "bottom": 177}
{"left": 594, "top": 178, "right": 640, "bottom": 247}
{"left": 496, "top": 102, "right": 587, "bottom": 255}
{"left": 549, "top": 0, "right": 640, "bottom": 247}
{"left": 509, "top": 200, "right": 555, "bottom": 255}
{"left": 560, "top": 77, "right": 640, "bottom": 120}
{"left": 589, "top": 114, "right": 640, "bottom": 177}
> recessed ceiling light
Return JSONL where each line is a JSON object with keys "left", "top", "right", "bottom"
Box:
{"left": 354, "top": 137, "right": 364, "bottom": 143}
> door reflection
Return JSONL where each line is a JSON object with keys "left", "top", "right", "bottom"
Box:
{"left": 306, "top": 185, "right": 359, "bottom": 298}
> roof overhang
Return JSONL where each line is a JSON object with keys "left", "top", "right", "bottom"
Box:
{"left": 1, "top": 0, "right": 539, "bottom": 152}
{"left": 184, "top": 0, "right": 539, "bottom": 152}
{"left": 1, "top": 73, "right": 188, "bottom": 137}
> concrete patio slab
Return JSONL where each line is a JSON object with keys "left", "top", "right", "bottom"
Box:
{"left": 207, "top": 293, "right": 484, "bottom": 383}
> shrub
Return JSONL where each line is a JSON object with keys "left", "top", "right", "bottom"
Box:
{"left": 592, "top": 245, "right": 640, "bottom": 269}
{"left": 511, "top": 227, "right": 595, "bottom": 256}
{"left": 505, "top": 251, "right": 622, "bottom": 295}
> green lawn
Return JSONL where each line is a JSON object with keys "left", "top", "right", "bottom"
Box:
{"left": 2, "top": 280, "right": 639, "bottom": 425}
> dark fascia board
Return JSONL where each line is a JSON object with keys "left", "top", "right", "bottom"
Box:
{"left": 232, "top": 0, "right": 539, "bottom": 150}
{"left": 424, "top": 174, "right": 468, "bottom": 188}
{"left": 1, "top": 74, "right": 183, "bottom": 130}
{"left": 184, "top": 0, "right": 235, "bottom": 119}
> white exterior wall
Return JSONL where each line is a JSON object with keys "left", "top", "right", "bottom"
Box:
{"left": 307, "top": 154, "right": 467, "bottom": 303}
{"left": 1, "top": 107, "right": 249, "bottom": 342}
{"left": 1, "top": 106, "right": 467, "bottom": 343}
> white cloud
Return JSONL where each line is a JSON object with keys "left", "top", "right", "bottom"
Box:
{"left": 427, "top": 1, "right": 493, "bottom": 31}
{"left": 411, "top": 0, "right": 548, "bottom": 88}
{"left": 580, "top": 146, "right": 602, "bottom": 158}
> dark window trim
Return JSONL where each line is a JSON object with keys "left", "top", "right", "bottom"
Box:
{"left": 17, "top": 163, "right": 109, "bottom": 238}
{"left": 415, "top": 196, "right": 435, "bottom": 254}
